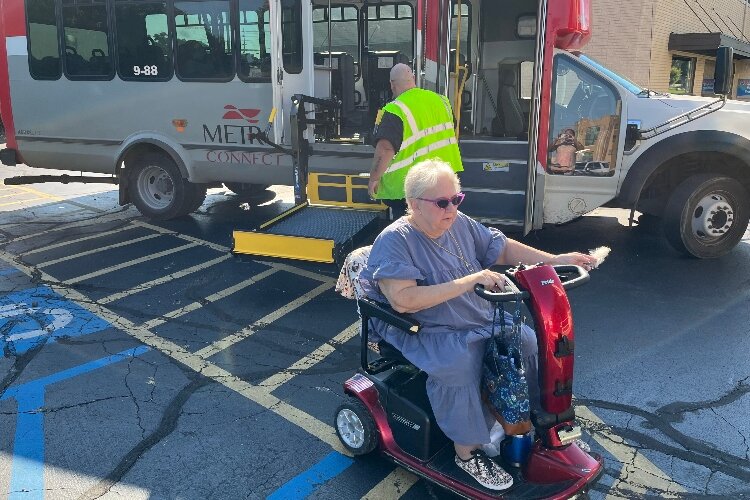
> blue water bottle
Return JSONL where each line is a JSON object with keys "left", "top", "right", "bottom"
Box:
{"left": 502, "top": 434, "right": 533, "bottom": 467}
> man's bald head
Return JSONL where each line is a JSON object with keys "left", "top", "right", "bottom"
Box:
{"left": 389, "top": 63, "right": 416, "bottom": 97}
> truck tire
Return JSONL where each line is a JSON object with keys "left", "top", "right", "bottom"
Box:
{"left": 224, "top": 182, "right": 270, "bottom": 197}
{"left": 129, "top": 152, "right": 201, "bottom": 220}
{"left": 662, "top": 174, "right": 749, "bottom": 258}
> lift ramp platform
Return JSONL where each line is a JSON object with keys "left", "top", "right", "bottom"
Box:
{"left": 232, "top": 173, "right": 386, "bottom": 265}
{"left": 232, "top": 95, "right": 386, "bottom": 265}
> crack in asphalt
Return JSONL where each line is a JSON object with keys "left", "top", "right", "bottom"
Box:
{"left": 77, "top": 374, "right": 212, "bottom": 500}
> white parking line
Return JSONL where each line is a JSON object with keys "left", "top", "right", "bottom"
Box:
{"left": 99, "top": 254, "right": 232, "bottom": 305}
{"left": 22, "top": 226, "right": 137, "bottom": 256}
{"left": 37, "top": 233, "right": 161, "bottom": 268}
{"left": 10, "top": 212, "right": 134, "bottom": 243}
{"left": 141, "top": 267, "right": 280, "bottom": 330}
{"left": 257, "top": 320, "right": 358, "bottom": 389}
{"left": 64, "top": 242, "right": 200, "bottom": 285}
{"left": 195, "top": 281, "right": 336, "bottom": 359}
{"left": 0, "top": 250, "right": 349, "bottom": 456}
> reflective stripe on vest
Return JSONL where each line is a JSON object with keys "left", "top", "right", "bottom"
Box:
{"left": 386, "top": 136, "right": 459, "bottom": 173}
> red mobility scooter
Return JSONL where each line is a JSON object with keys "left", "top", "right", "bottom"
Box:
{"left": 334, "top": 264, "right": 603, "bottom": 499}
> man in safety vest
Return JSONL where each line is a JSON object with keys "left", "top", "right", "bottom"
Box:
{"left": 368, "top": 63, "right": 463, "bottom": 218}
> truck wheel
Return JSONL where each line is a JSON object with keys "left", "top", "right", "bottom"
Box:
{"left": 663, "top": 174, "right": 749, "bottom": 258}
{"left": 129, "top": 153, "right": 199, "bottom": 220}
{"left": 334, "top": 397, "right": 378, "bottom": 455}
{"left": 224, "top": 183, "right": 270, "bottom": 197}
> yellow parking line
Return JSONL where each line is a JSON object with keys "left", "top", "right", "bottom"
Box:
{"left": 576, "top": 405, "right": 686, "bottom": 497}
{"left": 0, "top": 198, "right": 45, "bottom": 208}
{"left": 141, "top": 267, "right": 280, "bottom": 330}
{"left": 0, "top": 249, "right": 349, "bottom": 456}
{"left": 195, "top": 282, "right": 336, "bottom": 359}
{"left": 131, "top": 220, "right": 229, "bottom": 253}
{"left": 37, "top": 233, "right": 161, "bottom": 268}
{"left": 99, "top": 254, "right": 232, "bottom": 305}
{"left": 0, "top": 192, "right": 31, "bottom": 200}
{"left": 64, "top": 242, "right": 200, "bottom": 285}
{"left": 22, "top": 226, "right": 137, "bottom": 256}
{"left": 13, "top": 185, "right": 64, "bottom": 201}
{"left": 361, "top": 469, "right": 419, "bottom": 500}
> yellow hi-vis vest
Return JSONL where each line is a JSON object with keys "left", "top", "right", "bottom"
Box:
{"left": 376, "top": 88, "right": 463, "bottom": 200}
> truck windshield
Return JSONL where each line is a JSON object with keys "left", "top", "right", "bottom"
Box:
{"left": 578, "top": 55, "right": 643, "bottom": 95}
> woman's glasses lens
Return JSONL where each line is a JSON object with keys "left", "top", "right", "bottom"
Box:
{"left": 435, "top": 193, "right": 465, "bottom": 209}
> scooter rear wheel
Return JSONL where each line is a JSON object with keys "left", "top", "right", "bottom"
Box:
{"left": 334, "top": 397, "right": 378, "bottom": 455}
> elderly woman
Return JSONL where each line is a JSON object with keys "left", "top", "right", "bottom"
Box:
{"left": 359, "top": 159, "right": 596, "bottom": 490}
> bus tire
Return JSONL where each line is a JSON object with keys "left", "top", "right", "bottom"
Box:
{"left": 129, "top": 152, "right": 198, "bottom": 220}
{"left": 224, "top": 182, "right": 270, "bottom": 197}
{"left": 662, "top": 174, "right": 749, "bottom": 259}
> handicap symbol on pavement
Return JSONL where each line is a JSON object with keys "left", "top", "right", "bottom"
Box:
{"left": 0, "top": 285, "right": 110, "bottom": 355}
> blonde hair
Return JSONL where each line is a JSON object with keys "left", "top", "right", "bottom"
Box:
{"left": 404, "top": 159, "right": 461, "bottom": 200}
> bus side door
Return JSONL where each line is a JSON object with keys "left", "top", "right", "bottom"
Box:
{"left": 269, "top": 0, "right": 314, "bottom": 144}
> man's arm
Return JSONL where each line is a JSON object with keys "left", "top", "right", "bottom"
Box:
{"left": 368, "top": 139, "right": 396, "bottom": 198}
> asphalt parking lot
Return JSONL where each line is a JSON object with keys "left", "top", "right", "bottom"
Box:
{"left": 0, "top": 171, "right": 749, "bottom": 499}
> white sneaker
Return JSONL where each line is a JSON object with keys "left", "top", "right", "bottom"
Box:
{"left": 455, "top": 449, "right": 514, "bottom": 491}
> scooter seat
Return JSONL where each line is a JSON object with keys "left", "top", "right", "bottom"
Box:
{"left": 377, "top": 340, "right": 411, "bottom": 366}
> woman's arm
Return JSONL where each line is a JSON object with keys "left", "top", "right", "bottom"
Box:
{"left": 379, "top": 269, "right": 506, "bottom": 314}
{"left": 496, "top": 239, "right": 597, "bottom": 268}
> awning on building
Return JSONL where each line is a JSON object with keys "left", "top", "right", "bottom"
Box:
{"left": 669, "top": 33, "right": 750, "bottom": 59}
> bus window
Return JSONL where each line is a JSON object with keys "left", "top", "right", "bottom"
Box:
{"left": 281, "top": 0, "right": 303, "bottom": 74}
{"left": 238, "top": 0, "right": 271, "bottom": 82}
{"left": 312, "top": 5, "right": 359, "bottom": 71}
{"left": 61, "top": 0, "right": 113, "bottom": 79}
{"left": 366, "top": 3, "right": 413, "bottom": 60}
{"left": 26, "top": 0, "right": 61, "bottom": 80}
{"left": 174, "top": 0, "right": 234, "bottom": 81}
{"left": 450, "top": 1, "right": 470, "bottom": 70}
{"left": 548, "top": 56, "right": 621, "bottom": 177}
{"left": 114, "top": 1, "right": 172, "bottom": 81}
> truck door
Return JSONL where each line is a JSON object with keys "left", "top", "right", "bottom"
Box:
{"left": 538, "top": 52, "right": 625, "bottom": 224}
{"left": 269, "top": 0, "right": 314, "bottom": 144}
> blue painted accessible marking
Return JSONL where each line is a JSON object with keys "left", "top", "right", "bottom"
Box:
{"left": 267, "top": 451, "right": 354, "bottom": 500}
{"left": 1, "top": 345, "right": 150, "bottom": 500}
{"left": 0, "top": 285, "right": 110, "bottom": 355}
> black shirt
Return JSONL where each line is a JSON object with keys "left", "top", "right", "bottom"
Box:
{"left": 372, "top": 111, "right": 404, "bottom": 152}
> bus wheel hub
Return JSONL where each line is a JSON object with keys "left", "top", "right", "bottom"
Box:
{"left": 692, "top": 193, "right": 734, "bottom": 239}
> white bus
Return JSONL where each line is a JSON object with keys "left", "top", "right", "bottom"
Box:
{"left": 1, "top": 0, "right": 749, "bottom": 258}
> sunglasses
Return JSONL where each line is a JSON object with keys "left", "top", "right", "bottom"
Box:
{"left": 417, "top": 192, "right": 465, "bottom": 209}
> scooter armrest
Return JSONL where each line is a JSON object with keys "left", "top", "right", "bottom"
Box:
{"left": 358, "top": 297, "right": 421, "bottom": 334}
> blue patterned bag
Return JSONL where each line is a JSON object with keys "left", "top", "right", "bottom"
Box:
{"left": 481, "top": 304, "right": 530, "bottom": 425}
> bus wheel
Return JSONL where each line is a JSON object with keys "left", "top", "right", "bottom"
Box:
{"left": 224, "top": 183, "right": 270, "bottom": 197}
{"left": 663, "top": 174, "right": 749, "bottom": 258}
{"left": 129, "top": 153, "right": 198, "bottom": 220}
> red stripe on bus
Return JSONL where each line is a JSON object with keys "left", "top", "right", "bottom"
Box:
{"left": 0, "top": 0, "right": 24, "bottom": 150}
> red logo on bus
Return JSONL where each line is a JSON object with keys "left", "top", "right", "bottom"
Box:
{"left": 222, "top": 105, "right": 261, "bottom": 123}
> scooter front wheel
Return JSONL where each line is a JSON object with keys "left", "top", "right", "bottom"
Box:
{"left": 334, "top": 397, "right": 378, "bottom": 455}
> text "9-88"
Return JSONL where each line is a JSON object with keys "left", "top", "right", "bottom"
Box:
{"left": 133, "top": 65, "right": 159, "bottom": 76}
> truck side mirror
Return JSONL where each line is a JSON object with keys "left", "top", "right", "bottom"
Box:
{"left": 625, "top": 122, "right": 640, "bottom": 150}
{"left": 714, "top": 46, "right": 734, "bottom": 96}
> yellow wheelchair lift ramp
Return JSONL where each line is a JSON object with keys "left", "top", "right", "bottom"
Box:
{"left": 232, "top": 174, "right": 386, "bottom": 265}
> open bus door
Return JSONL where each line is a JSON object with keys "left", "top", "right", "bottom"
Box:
{"left": 269, "top": 0, "right": 315, "bottom": 144}
{"left": 424, "top": 0, "right": 540, "bottom": 232}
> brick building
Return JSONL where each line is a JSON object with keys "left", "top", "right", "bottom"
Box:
{"left": 584, "top": 0, "right": 750, "bottom": 100}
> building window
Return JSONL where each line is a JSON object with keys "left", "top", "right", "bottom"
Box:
{"left": 669, "top": 56, "right": 694, "bottom": 95}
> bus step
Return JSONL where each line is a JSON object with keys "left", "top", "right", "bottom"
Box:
{"left": 232, "top": 203, "right": 386, "bottom": 265}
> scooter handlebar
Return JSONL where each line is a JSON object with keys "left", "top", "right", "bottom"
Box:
{"left": 473, "top": 265, "right": 589, "bottom": 302}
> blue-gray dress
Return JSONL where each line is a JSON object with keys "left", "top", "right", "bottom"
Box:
{"left": 360, "top": 212, "right": 539, "bottom": 446}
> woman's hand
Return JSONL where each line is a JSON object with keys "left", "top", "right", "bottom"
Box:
{"left": 548, "top": 252, "right": 598, "bottom": 271}
{"left": 463, "top": 269, "right": 508, "bottom": 292}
